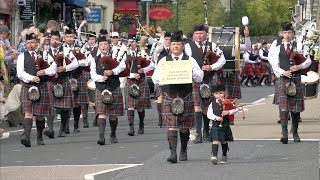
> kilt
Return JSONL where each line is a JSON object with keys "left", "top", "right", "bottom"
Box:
{"left": 192, "top": 82, "right": 201, "bottom": 106}
{"left": 95, "top": 87, "right": 124, "bottom": 116}
{"left": 219, "top": 72, "right": 242, "bottom": 99}
{"left": 272, "top": 78, "right": 279, "bottom": 105}
{"left": 200, "top": 78, "right": 215, "bottom": 109}
{"left": 253, "top": 64, "right": 261, "bottom": 78}
{"left": 154, "top": 84, "right": 163, "bottom": 99}
{"left": 259, "top": 60, "right": 270, "bottom": 75}
{"left": 241, "top": 63, "right": 254, "bottom": 76}
{"left": 125, "top": 78, "right": 152, "bottom": 109}
{"left": 210, "top": 124, "right": 234, "bottom": 142}
{"left": 21, "top": 82, "right": 51, "bottom": 116}
{"left": 73, "top": 76, "right": 88, "bottom": 107}
{"left": 47, "top": 81, "right": 55, "bottom": 115}
{"left": 52, "top": 78, "right": 75, "bottom": 109}
{"left": 162, "top": 93, "right": 194, "bottom": 128}
{"left": 277, "top": 75, "right": 305, "bottom": 112}
{"left": 83, "top": 71, "right": 91, "bottom": 82}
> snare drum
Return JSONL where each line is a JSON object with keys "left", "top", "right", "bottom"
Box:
{"left": 87, "top": 79, "right": 96, "bottom": 105}
{"left": 301, "top": 71, "right": 319, "bottom": 100}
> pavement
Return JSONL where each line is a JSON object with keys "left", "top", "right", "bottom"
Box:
{"left": 0, "top": 87, "right": 319, "bottom": 180}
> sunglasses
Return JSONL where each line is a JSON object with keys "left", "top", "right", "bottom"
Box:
{"left": 112, "top": 36, "right": 119, "bottom": 39}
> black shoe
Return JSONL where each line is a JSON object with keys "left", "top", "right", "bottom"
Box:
{"left": 138, "top": 123, "right": 144, "bottom": 134}
{"left": 65, "top": 129, "right": 70, "bottom": 134}
{"left": 167, "top": 153, "right": 177, "bottom": 163}
{"left": 293, "top": 131, "right": 301, "bottom": 142}
{"left": 21, "top": 132, "right": 31, "bottom": 147}
{"left": 179, "top": 151, "right": 187, "bottom": 161}
{"left": 280, "top": 137, "right": 288, "bottom": 144}
{"left": 128, "top": 125, "right": 135, "bottom": 136}
{"left": 97, "top": 138, "right": 105, "bottom": 145}
{"left": 83, "top": 124, "right": 89, "bottom": 128}
{"left": 110, "top": 134, "right": 118, "bottom": 143}
{"left": 202, "top": 132, "right": 209, "bottom": 142}
{"left": 58, "top": 131, "right": 66, "bottom": 137}
{"left": 277, "top": 120, "right": 281, "bottom": 124}
{"left": 194, "top": 133, "right": 202, "bottom": 144}
{"left": 37, "top": 139, "right": 45, "bottom": 145}
{"left": 44, "top": 129, "right": 55, "bottom": 139}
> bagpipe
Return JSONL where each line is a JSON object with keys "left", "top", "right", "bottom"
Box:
{"left": 72, "top": 47, "right": 90, "bottom": 72}
{"left": 217, "top": 98, "right": 246, "bottom": 127}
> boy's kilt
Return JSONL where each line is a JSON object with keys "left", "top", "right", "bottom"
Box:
{"left": 162, "top": 93, "right": 194, "bottom": 128}
{"left": 259, "top": 60, "right": 270, "bottom": 75}
{"left": 21, "top": 82, "right": 51, "bottom": 116}
{"left": 95, "top": 87, "right": 124, "bottom": 116}
{"left": 125, "top": 78, "right": 151, "bottom": 109}
{"left": 210, "top": 124, "right": 234, "bottom": 142}
{"left": 218, "top": 72, "right": 242, "bottom": 99}
{"left": 73, "top": 76, "right": 88, "bottom": 107}
{"left": 52, "top": 78, "right": 75, "bottom": 109}
{"left": 277, "top": 75, "right": 305, "bottom": 112}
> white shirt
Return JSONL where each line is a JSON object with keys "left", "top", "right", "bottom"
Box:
{"left": 259, "top": 48, "right": 268, "bottom": 61}
{"left": 184, "top": 41, "right": 226, "bottom": 71}
{"left": 243, "top": 51, "right": 257, "bottom": 64}
{"left": 17, "top": 51, "right": 57, "bottom": 83}
{"left": 152, "top": 53, "right": 204, "bottom": 85}
{"left": 62, "top": 46, "right": 79, "bottom": 72}
{"left": 90, "top": 54, "right": 126, "bottom": 82}
{"left": 207, "top": 100, "right": 239, "bottom": 121}
{"left": 270, "top": 42, "right": 311, "bottom": 78}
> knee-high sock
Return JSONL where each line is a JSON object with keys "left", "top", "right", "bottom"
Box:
{"left": 195, "top": 112, "right": 202, "bottom": 134}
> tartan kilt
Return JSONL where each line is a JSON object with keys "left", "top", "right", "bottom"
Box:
{"left": 277, "top": 75, "right": 305, "bottom": 112}
{"left": 47, "top": 81, "right": 55, "bottom": 115}
{"left": 154, "top": 84, "right": 163, "bottom": 98}
{"left": 192, "top": 82, "right": 201, "bottom": 106}
{"left": 200, "top": 78, "right": 215, "bottom": 109}
{"left": 21, "top": 82, "right": 51, "bottom": 116}
{"left": 253, "top": 64, "right": 261, "bottom": 78}
{"left": 219, "top": 72, "right": 242, "bottom": 99}
{"left": 272, "top": 78, "right": 279, "bottom": 105}
{"left": 259, "top": 60, "right": 270, "bottom": 75}
{"left": 210, "top": 125, "right": 234, "bottom": 142}
{"left": 95, "top": 87, "right": 124, "bottom": 116}
{"left": 241, "top": 63, "right": 254, "bottom": 76}
{"left": 73, "top": 76, "right": 88, "bottom": 107}
{"left": 162, "top": 93, "right": 194, "bottom": 128}
{"left": 125, "top": 78, "right": 152, "bottom": 109}
{"left": 52, "top": 78, "right": 75, "bottom": 109}
{"left": 83, "top": 71, "right": 91, "bottom": 82}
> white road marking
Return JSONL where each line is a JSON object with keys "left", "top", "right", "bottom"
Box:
{"left": 252, "top": 98, "right": 266, "bottom": 104}
{"left": 268, "top": 94, "right": 275, "bottom": 97}
{"left": 84, "top": 164, "right": 143, "bottom": 180}
{"left": 234, "top": 138, "right": 319, "bottom": 142}
{"left": 0, "top": 132, "right": 10, "bottom": 139}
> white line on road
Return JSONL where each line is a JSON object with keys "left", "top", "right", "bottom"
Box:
{"left": 0, "top": 132, "right": 10, "bottom": 139}
{"left": 252, "top": 98, "right": 266, "bottom": 104}
{"left": 84, "top": 164, "right": 143, "bottom": 180}
{"left": 234, "top": 138, "right": 319, "bottom": 142}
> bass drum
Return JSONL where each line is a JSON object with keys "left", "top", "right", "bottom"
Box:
{"left": 208, "top": 26, "right": 240, "bottom": 71}
{"left": 301, "top": 71, "right": 319, "bottom": 100}
{"left": 87, "top": 79, "right": 96, "bottom": 106}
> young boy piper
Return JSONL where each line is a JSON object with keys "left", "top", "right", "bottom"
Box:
{"left": 207, "top": 84, "right": 239, "bottom": 164}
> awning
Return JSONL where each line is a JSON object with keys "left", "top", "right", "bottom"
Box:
{"left": 64, "top": 0, "right": 86, "bottom": 7}
{"left": 0, "top": 0, "right": 14, "bottom": 15}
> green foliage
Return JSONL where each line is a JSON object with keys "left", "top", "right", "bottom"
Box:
{"left": 142, "top": 0, "right": 297, "bottom": 36}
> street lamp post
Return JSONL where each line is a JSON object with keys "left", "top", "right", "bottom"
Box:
{"left": 176, "top": 0, "right": 179, "bottom": 30}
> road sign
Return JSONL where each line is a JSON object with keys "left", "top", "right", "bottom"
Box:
{"left": 19, "top": 0, "right": 36, "bottom": 21}
{"left": 86, "top": 8, "right": 101, "bottom": 23}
